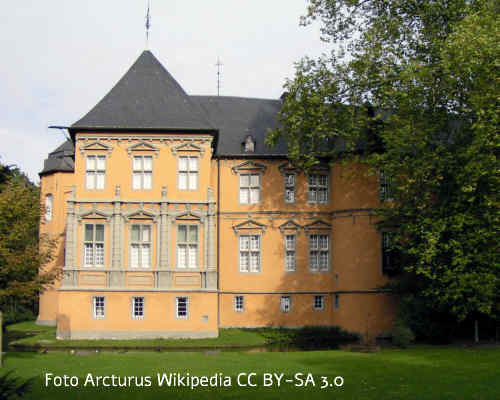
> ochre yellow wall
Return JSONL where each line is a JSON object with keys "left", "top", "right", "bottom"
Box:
{"left": 57, "top": 291, "right": 218, "bottom": 339}
{"left": 73, "top": 133, "right": 213, "bottom": 202}
{"left": 37, "top": 171, "right": 74, "bottom": 325}
{"left": 38, "top": 133, "right": 397, "bottom": 338}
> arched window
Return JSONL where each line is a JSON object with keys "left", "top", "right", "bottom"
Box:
{"left": 45, "top": 194, "right": 53, "bottom": 221}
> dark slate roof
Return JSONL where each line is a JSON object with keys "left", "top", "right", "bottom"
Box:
{"left": 191, "top": 96, "right": 287, "bottom": 156}
{"left": 71, "top": 51, "right": 214, "bottom": 132}
{"left": 40, "top": 140, "right": 75, "bottom": 175}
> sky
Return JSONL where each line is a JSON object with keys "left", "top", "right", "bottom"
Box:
{"left": 0, "top": 0, "right": 330, "bottom": 183}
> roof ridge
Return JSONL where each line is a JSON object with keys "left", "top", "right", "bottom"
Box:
{"left": 191, "top": 94, "right": 280, "bottom": 102}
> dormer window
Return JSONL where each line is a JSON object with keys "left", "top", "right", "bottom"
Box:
{"left": 243, "top": 135, "right": 255, "bottom": 153}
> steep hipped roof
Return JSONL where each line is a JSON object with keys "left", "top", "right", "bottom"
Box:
{"left": 43, "top": 51, "right": 290, "bottom": 174}
{"left": 192, "top": 96, "right": 287, "bottom": 156}
{"left": 40, "top": 139, "right": 75, "bottom": 175}
{"left": 71, "top": 51, "right": 214, "bottom": 132}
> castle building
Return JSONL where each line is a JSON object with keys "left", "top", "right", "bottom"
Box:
{"left": 37, "top": 50, "right": 396, "bottom": 339}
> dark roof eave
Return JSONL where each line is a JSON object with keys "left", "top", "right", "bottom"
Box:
{"left": 215, "top": 153, "right": 288, "bottom": 159}
{"left": 69, "top": 126, "right": 218, "bottom": 134}
{"left": 39, "top": 169, "right": 74, "bottom": 177}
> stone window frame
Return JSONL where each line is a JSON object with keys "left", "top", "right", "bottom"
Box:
{"left": 379, "top": 170, "right": 394, "bottom": 202}
{"left": 308, "top": 233, "right": 331, "bottom": 273}
{"left": 381, "top": 230, "right": 400, "bottom": 276}
{"left": 44, "top": 194, "right": 53, "bottom": 221}
{"left": 280, "top": 295, "right": 292, "bottom": 313}
{"left": 238, "top": 234, "right": 261, "bottom": 273}
{"left": 132, "top": 154, "right": 154, "bottom": 191}
{"left": 234, "top": 295, "right": 245, "bottom": 313}
{"left": 129, "top": 223, "right": 153, "bottom": 269}
{"left": 232, "top": 161, "right": 266, "bottom": 205}
{"left": 131, "top": 296, "right": 145, "bottom": 320}
{"left": 83, "top": 223, "right": 106, "bottom": 268}
{"left": 238, "top": 172, "right": 261, "bottom": 205}
{"left": 313, "top": 295, "right": 325, "bottom": 312}
{"left": 284, "top": 234, "right": 297, "bottom": 273}
{"left": 175, "top": 296, "right": 189, "bottom": 319}
{"left": 334, "top": 294, "right": 340, "bottom": 310}
{"left": 284, "top": 172, "right": 297, "bottom": 204}
{"left": 279, "top": 220, "right": 301, "bottom": 273}
{"left": 85, "top": 154, "right": 107, "bottom": 190}
{"left": 91, "top": 295, "right": 106, "bottom": 320}
{"left": 176, "top": 224, "right": 200, "bottom": 269}
{"left": 307, "top": 172, "right": 330, "bottom": 204}
{"left": 177, "top": 155, "right": 200, "bottom": 191}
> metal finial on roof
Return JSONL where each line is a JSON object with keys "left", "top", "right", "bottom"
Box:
{"left": 145, "top": 0, "right": 152, "bottom": 48}
{"left": 215, "top": 58, "right": 223, "bottom": 96}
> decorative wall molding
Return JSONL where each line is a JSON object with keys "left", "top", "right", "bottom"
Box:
{"left": 77, "top": 135, "right": 213, "bottom": 144}
{"left": 303, "top": 219, "right": 332, "bottom": 232}
{"left": 278, "top": 162, "right": 300, "bottom": 175}
{"left": 231, "top": 160, "right": 267, "bottom": 174}
{"left": 171, "top": 141, "right": 205, "bottom": 156}
{"left": 79, "top": 140, "right": 113, "bottom": 157}
{"left": 126, "top": 141, "right": 160, "bottom": 157}
{"left": 232, "top": 219, "right": 267, "bottom": 234}
{"left": 278, "top": 220, "right": 302, "bottom": 233}
{"left": 77, "top": 206, "right": 112, "bottom": 223}
{"left": 124, "top": 207, "right": 159, "bottom": 222}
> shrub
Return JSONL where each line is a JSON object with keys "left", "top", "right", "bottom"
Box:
{"left": 0, "top": 371, "right": 33, "bottom": 400}
{"left": 392, "top": 319, "right": 415, "bottom": 348}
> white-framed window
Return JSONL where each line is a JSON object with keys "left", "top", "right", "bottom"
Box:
{"left": 309, "top": 234, "right": 329, "bottom": 272}
{"left": 379, "top": 170, "right": 393, "bottom": 202}
{"left": 86, "top": 155, "right": 106, "bottom": 190}
{"left": 178, "top": 156, "right": 199, "bottom": 190}
{"left": 45, "top": 194, "right": 53, "bottom": 221}
{"left": 280, "top": 295, "right": 291, "bottom": 313}
{"left": 130, "top": 225, "right": 151, "bottom": 268}
{"left": 307, "top": 174, "right": 329, "bottom": 204}
{"left": 334, "top": 294, "right": 339, "bottom": 309}
{"left": 177, "top": 225, "right": 198, "bottom": 268}
{"left": 132, "top": 155, "right": 153, "bottom": 190}
{"left": 313, "top": 295, "right": 325, "bottom": 311}
{"left": 84, "top": 224, "right": 105, "bottom": 267}
{"left": 176, "top": 296, "right": 189, "bottom": 319}
{"left": 239, "top": 173, "right": 260, "bottom": 204}
{"left": 234, "top": 295, "right": 244, "bottom": 313}
{"left": 92, "top": 296, "right": 105, "bottom": 319}
{"left": 284, "top": 173, "right": 296, "bottom": 203}
{"left": 131, "top": 296, "right": 145, "bottom": 319}
{"left": 284, "top": 234, "right": 296, "bottom": 272}
{"left": 239, "top": 235, "right": 260, "bottom": 273}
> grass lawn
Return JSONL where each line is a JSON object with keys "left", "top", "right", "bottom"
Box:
{"left": 2, "top": 345, "right": 499, "bottom": 400}
{"left": 6, "top": 321, "right": 356, "bottom": 350}
{"left": 6, "top": 321, "right": 268, "bottom": 349}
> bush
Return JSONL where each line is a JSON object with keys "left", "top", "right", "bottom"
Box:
{"left": 0, "top": 371, "right": 33, "bottom": 400}
{"left": 254, "top": 326, "right": 359, "bottom": 349}
{"left": 1, "top": 307, "right": 35, "bottom": 330}
{"left": 392, "top": 319, "right": 415, "bottom": 348}
{"left": 398, "top": 295, "right": 457, "bottom": 343}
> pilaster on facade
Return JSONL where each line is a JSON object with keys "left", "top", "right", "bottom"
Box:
{"left": 64, "top": 185, "right": 76, "bottom": 269}
{"left": 207, "top": 187, "right": 216, "bottom": 271}
{"left": 159, "top": 186, "right": 169, "bottom": 269}
{"left": 111, "top": 185, "right": 123, "bottom": 269}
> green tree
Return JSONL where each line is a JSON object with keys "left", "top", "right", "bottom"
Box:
{"left": 0, "top": 170, "right": 58, "bottom": 324}
{"left": 268, "top": 0, "right": 499, "bottom": 338}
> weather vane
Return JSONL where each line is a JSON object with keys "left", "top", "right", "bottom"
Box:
{"left": 216, "top": 58, "right": 223, "bottom": 96}
{"left": 145, "top": 0, "right": 152, "bottom": 48}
